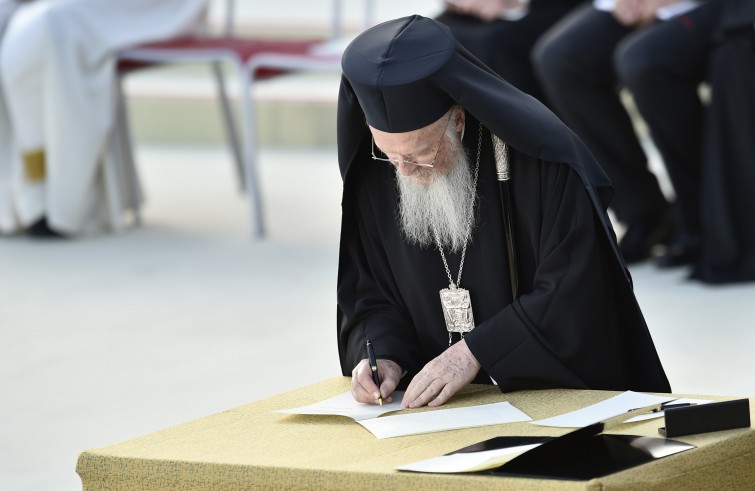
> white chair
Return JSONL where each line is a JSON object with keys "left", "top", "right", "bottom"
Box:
{"left": 108, "top": 0, "right": 375, "bottom": 237}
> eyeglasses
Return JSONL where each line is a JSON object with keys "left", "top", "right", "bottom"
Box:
{"left": 370, "top": 113, "right": 452, "bottom": 169}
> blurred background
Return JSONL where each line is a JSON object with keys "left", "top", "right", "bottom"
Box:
{"left": 1, "top": 1, "right": 753, "bottom": 489}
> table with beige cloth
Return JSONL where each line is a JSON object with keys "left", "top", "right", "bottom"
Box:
{"left": 76, "top": 376, "right": 755, "bottom": 490}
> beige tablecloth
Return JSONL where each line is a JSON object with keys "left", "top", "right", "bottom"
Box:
{"left": 76, "top": 377, "right": 755, "bottom": 490}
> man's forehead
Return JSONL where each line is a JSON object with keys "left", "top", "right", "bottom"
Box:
{"left": 369, "top": 124, "right": 436, "bottom": 150}
{"left": 369, "top": 111, "right": 448, "bottom": 141}
{"left": 369, "top": 124, "right": 430, "bottom": 139}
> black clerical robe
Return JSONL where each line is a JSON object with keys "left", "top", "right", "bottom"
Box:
{"left": 337, "top": 116, "right": 671, "bottom": 393}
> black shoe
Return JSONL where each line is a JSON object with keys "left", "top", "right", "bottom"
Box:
{"left": 27, "top": 217, "right": 67, "bottom": 238}
{"left": 619, "top": 209, "right": 675, "bottom": 265}
{"left": 655, "top": 243, "right": 699, "bottom": 269}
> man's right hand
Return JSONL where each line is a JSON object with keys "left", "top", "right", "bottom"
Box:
{"left": 351, "top": 358, "right": 403, "bottom": 404}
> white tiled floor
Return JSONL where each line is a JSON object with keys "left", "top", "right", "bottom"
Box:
{"left": 1, "top": 145, "right": 754, "bottom": 490}
{"left": 0, "top": 147, "right": 344, "bottom": 490}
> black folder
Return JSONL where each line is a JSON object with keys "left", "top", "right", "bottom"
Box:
{"left": 447, "top": 405, "right": 696, "bottom": 481}
{"left": 487, "top": 431, "right": 693, "bottom": 480}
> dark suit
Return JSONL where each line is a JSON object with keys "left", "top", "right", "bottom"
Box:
{"left": 615, "top": 3, "right": 718, "bottom": 256}
{"left": 598, "top": 0, "right": 755, "bottom": 282}
{"left": 437, "top": 0, "right": 584, "bottom": 106}
{"left": 533, "top": 0, "right": 755, "bottom": 281}
{"left": 531, "top": 5, "right": 673, "bottom": 247}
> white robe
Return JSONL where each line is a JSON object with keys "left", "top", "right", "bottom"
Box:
{"left": 0, "top": 0, "right": 207, "bottom": 234}
{"left": 0, "top": 0, "right": 20, "bottom": 232}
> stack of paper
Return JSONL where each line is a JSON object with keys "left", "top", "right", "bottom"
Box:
{"left": 277, "top": 391, "right": 532, "bottom": 439}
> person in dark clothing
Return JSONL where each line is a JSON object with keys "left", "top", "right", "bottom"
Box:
{"left": 531, "top": 1, "right": 685, "bottom": 266}
{"left": 614, "top": 0, "right": 755, "bottom": 283}
{"left": 336, "top": 15, "right": 671, "bottom": 409}
{"left": 435, "top": 0, "right": 584, "bottom": 105}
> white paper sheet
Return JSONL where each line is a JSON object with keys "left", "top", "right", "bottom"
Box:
{"left": 397, "top": 443, "right": 542, "bottom": 473}
{"left": 531, "top": 391, "right": 676, "bottom": 428}
{"left": 656, "top": 1, "right": 701, "bottom": 20}
{"left": 593, "top": 0, "right": 700, "bottom": 20}
{"left": 498, "top": 5, "right": 529, "bottom": 21}
{"left": 593, "top": 0, "right": 614, "bottom": 11}
{"left": 445, "top": 0, "right": 529, "bottom": 21}
{"left": 358, "top": 401, "right": 532, "bottom": 439}
{"left": 307, "top": 36, "right": 356, "bottom": 57}
{"left": 276, "top": 390, "right": 404, "bottom": 421}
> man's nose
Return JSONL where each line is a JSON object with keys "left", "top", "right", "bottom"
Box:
{"left": 396, "top": 160, "right": 417, "bottom": 176}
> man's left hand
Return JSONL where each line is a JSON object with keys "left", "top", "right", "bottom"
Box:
{"left": 401, "top": 339, "right": 481, "bottom": 408}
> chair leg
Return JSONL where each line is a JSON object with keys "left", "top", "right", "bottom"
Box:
{"left": 211, "top": 60, "right": 246, "bottom": 191}
{"left": 238, "top": 63, "right": 265, "bottom": 239}
{"left": 104, "top": 115, "right": 125, "bottom": 234}
{"left": 115, "top": 78, "right": 143, "bottom": 227}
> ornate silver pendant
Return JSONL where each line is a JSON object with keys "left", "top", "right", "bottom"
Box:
{"left": 439, "top": 287, "right": 475, "bottom": 335}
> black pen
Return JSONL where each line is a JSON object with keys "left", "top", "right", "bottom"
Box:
{"left": 366, "top": 339, "right": 383, "bottom": 406}
{"left": 627, "top": 402, "right": 694, "bottom": 413}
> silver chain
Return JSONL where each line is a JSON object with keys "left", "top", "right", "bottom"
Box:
{"left": 436, "top": 122, "right": 483, "bottom": 289}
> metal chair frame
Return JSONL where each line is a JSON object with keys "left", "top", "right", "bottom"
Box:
{"left": 109, "top": 0, "right": 374, "bottom": 238}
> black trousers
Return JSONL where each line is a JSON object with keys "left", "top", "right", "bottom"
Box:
{"left": 616, "top": 4, "right": 720, "bottom": 248}
{"left": 534, "top": 1, "right": 755, "bottom": 282}
{"left": 531, "top": 5, "right": 673, "bottom": 227}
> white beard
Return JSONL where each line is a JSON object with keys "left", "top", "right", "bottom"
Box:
{"left": 396, "top": 130, "right": 477, "bottom": 253}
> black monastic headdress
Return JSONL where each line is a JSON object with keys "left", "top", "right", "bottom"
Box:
{"left": 337, "top": 15, "right": 628, "bottom": 276}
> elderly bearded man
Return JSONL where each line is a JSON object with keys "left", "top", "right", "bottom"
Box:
{"left": 336, "top": 15, "right": 671, "bottom": 409}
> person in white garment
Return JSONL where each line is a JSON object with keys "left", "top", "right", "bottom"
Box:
{"left": 0, "top": 0, "right": 207, "bottom": 237}
{"left": 0, "top": 0, "right": 21, "bottom": 234}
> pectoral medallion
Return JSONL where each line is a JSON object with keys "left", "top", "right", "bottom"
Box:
{"left": 440, "top": 286, "right": 475, "bottom": 344}
{"left": 435, "top": 122, "right": 483, "bottom": 346}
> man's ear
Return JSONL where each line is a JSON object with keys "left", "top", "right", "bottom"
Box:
{"left": 454, "top": 106, "right": 465, "bottom": 137}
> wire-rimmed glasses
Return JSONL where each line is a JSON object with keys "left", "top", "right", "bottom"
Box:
{"left": 370, "top": 113, "right": 452, "bottom": 169}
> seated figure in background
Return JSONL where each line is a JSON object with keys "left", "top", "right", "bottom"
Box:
{"left": 613, "top": 0, "right": 755, "bottom": 283}
{"left": 436, "top": 0, "right": 584, "bottom": 106}
{"left": 532, "top": 0, "right": 688, "bottom": 266}
{"left": 0, "top": 0, "right": 207, "bottom": 237}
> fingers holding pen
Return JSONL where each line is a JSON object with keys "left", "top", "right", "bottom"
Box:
{"left": 374, "top": 359, "right": 401, "bottom": 404}
{"left": 351, "top": 358, "right": 402, "bottom": 404}
{"left": 351, "top": 360, "right": 377, "bottom": 403}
